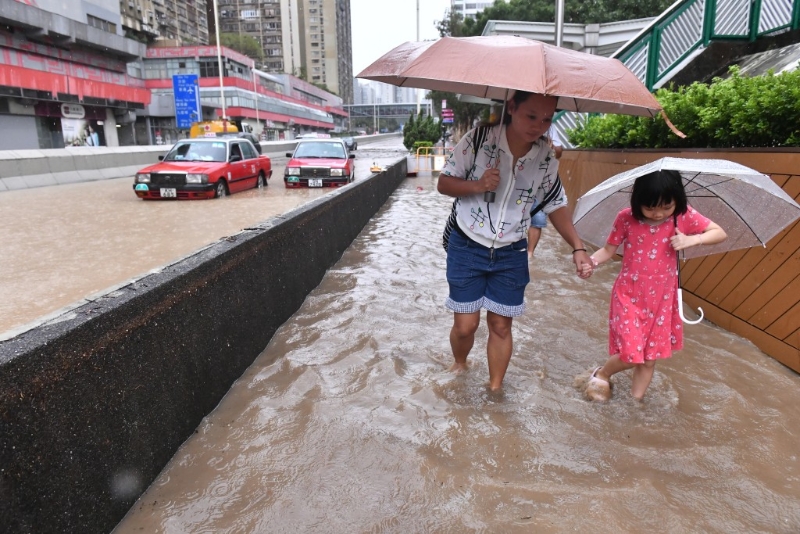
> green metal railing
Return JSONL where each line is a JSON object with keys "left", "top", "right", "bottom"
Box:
{"left": 615, "top": 0, "right": 800, "bottom": 91}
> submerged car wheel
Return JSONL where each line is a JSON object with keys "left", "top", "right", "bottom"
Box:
{"left": 215, "top": 180, "right": 228, "bottom": 198}
{"left": 257, "top": 171, "right": 266, "bottom": 188}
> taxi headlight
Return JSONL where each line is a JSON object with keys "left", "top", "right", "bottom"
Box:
{"left": 286, "top": 167, "right": 301, "bottom": 176}
{"left": 329, "top": 168, "right": 344, "bottom": 177}
{"left": 135, "top": 173, "right": 151, "bottom": 183}
{"left": 186, "top": 173, "right": 208, "bottom": 184}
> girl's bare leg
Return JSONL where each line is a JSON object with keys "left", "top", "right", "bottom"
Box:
{"left": 631, "top": 360, "right": 656, "bottom": 400}
{"left": 449, "top": 311, "right": 480, "bottom": 373}
{"left": 486, "top": 311, "right": 513, "bottom": 390}
{"left": 596, "top": 354, "right": 634, "bottom": 382}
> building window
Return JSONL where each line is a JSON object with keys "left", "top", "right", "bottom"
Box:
{"left": 87, "top": 14, "right": 117, "bottom": 33}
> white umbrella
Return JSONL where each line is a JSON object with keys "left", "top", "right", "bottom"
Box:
{"left": 573, "top": 157, "right": 800, "bottom": 323}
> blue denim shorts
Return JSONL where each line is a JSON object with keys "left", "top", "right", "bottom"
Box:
{"left": 445, "top": 228, "right": 530, "bottom": 317}
{"left": 530, "top": 202, "right": 547, "bottom": 229}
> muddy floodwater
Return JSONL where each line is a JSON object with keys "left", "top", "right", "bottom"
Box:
{"left": 113, "top": 172, "right": 800, "bottom": 533}
{"left": 0, "top": 145, "right": 399, "bottom": 339}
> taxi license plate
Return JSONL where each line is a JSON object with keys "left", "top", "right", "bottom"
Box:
{"left": 308, "top": 179, "right": 323, "bottom": 187}
{"left": 160, "top": 188, "right": 177, "bottom": 198}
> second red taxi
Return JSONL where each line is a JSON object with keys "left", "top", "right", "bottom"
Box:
{"left": 284, "top": 139, "right": 355, "bottom": 188}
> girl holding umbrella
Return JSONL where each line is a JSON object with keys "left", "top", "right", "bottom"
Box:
{"left": 581, "top": 169, "right": 727, "bottom": 401}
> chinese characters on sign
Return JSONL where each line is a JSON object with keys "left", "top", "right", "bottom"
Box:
{"left": 173, "top": 74, "right": 201, "bottom": 129}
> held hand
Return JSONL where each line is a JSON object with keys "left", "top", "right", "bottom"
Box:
{"left": 478, "top": 168, "right": 501, "bottom": 194}
{"left": 671, "top": 229, "right": 701, "bottom": 251}
{"left": 573, "top": 250, "right": 593, "bottom": 279}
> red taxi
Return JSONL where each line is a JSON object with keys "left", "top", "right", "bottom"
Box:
{"left": 133, "top": 138, "right": 272, "bottom": 200}
{"left": 284, "top": 139, "right": 355, "bottom": 188}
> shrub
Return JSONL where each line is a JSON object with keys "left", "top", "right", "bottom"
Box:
{"left": 403, "top": 110, "right": 442, "bottom": 151}
{"left": 569, "top": 67, "right": 800, "bottom": 149}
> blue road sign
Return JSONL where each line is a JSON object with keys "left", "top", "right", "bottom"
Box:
{"left": 173, "top": 74, "right": 200, "bottom": 129}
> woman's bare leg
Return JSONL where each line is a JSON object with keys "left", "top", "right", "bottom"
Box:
{"left": 486, "top": 311, "right": 513, "bottom": 390}
{"left": 449, "top": 311, "right": 480, "bottom": 373}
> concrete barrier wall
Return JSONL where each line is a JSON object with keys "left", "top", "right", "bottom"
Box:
{"left": 0, "top": 133, "right": 400, "bottom": 192}
{"left": 0, "top": 158, "right": 407, "bottom": 534}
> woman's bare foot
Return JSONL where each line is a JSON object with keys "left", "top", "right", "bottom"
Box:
{"left": 449, "top": 361, "right": 468, "bottom": 374}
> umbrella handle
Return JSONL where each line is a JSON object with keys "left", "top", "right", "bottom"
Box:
{"left": 677, "top": 288, "right": 704, "bottom": 324}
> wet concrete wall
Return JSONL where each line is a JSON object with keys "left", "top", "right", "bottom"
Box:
{"left": 0, "top": 159, "right": 407, "bottom": 534}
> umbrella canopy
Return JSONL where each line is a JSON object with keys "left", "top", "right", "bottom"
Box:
{"left": 573, "top": 157, "right": 800, "bottom": 260}
{"left": 357, "top": 35, "right": 663, "bottom": 118}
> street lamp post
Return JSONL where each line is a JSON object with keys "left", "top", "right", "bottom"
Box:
{"left": 212, "top": 0, "right": 226, "bottom": 121}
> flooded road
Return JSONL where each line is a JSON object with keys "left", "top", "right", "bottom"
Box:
{"left": 0, "top": 142, "right": 404, "bottom": 339}
{"left": 113, "top": 170, "right": 800, "bottom": 532}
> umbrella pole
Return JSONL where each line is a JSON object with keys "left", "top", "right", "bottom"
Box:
{"left": 484, "top": 90, "right": 508, "bottom": 203}
{"left": 676, "top": 252, "right": 704, "bottom": 324}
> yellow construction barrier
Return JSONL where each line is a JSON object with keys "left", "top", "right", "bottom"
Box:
{"left": 409, "top": 146, "right": 454, "bottom": 175}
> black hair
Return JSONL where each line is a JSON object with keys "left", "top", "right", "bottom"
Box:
{"left": 502, "top": 90, "right": 535, "bottom": 125}
{"left": 478, "top": 90, "right": 538, "bottom": 127}
{"left": 630, "top": 169, "right": 688, "bottom": 220}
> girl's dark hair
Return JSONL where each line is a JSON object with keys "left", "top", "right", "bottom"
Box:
{"left": 630, "top": 169, "right": 688, "bottom": 220}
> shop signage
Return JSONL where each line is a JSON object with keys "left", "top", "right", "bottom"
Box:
{"left": 61, "top": 103, "right": 85, "bottom": 119}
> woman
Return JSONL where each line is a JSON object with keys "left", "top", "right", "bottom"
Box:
{"left": 437, "top": 91, "right": 592, "bottom": 391}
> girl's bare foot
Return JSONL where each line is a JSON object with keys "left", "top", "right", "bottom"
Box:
{"left": 576, "top": 367, "right": 612, "bottom": 402}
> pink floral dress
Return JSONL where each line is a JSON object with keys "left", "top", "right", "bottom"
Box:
{"left": 606, "top": 207, "right": 711, "bottom": 363}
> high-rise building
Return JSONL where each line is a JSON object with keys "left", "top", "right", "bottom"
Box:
{"left": 450, "top": 0, "right": 503, "bottom": 19}
{"left": 214, "top": 0, "right": 353, "bottom": 103}
{"left": 120, "top": 0, "right": 209, "bottom": 45}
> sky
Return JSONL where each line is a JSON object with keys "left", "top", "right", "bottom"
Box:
{"left": 350, "top": 0, "right": 452, "bottom": 76}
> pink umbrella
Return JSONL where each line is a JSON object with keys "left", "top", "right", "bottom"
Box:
{"left": 357, "top": 35, "right": 673, "bottom": 120}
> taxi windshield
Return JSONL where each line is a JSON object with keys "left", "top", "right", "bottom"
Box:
{"left": 165, "top": 141, "right": 227, "bottom": 162}
{"left": 294, "top": 142, "right": 346, "bottom": 159}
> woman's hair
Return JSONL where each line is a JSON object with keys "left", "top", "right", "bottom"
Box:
{"left": 478, "top": 90, "right": 535, "bottom": 127}
{"left": 630, "top": 169, "right": 688, "bottom": 220}
{"left": 502, "top": 90, "right": 534, "bottom": 125}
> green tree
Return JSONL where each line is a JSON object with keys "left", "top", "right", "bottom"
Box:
{"left": 212, "top": 33, "right": 264, "bottom": 62}
{"left": 403, "top": 112, "right": 417, "bottom": 150}
{"left": 403, "top": 111, "right": 442, "bottom": 150}
{"left": 428, "top": 90, "right": 486, "bottom": 134}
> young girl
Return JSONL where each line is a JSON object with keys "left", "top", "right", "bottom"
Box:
{"left": 583, "top": 169, "right": 727, "bottom": 401}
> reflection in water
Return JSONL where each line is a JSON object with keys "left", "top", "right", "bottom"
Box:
{"left": 114, "top": 176, "right": 800, "bottom": 532}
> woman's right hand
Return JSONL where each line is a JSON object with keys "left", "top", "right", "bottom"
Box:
{"left": 478, "top": 168, "right": 501, "bottom": 194}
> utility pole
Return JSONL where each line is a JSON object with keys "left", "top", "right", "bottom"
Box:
{"left": 213, "top": 0, "right": 226, "bottom": 121}
{"left": 415, "top": 0, "right": 421, "bottom": 114}
{"left": 555, "top": 0, "right": 564, "bottom": 47}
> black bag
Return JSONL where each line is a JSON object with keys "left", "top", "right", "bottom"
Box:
{"left": 442, "top": 126, "right": 489, "bottom": 251}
